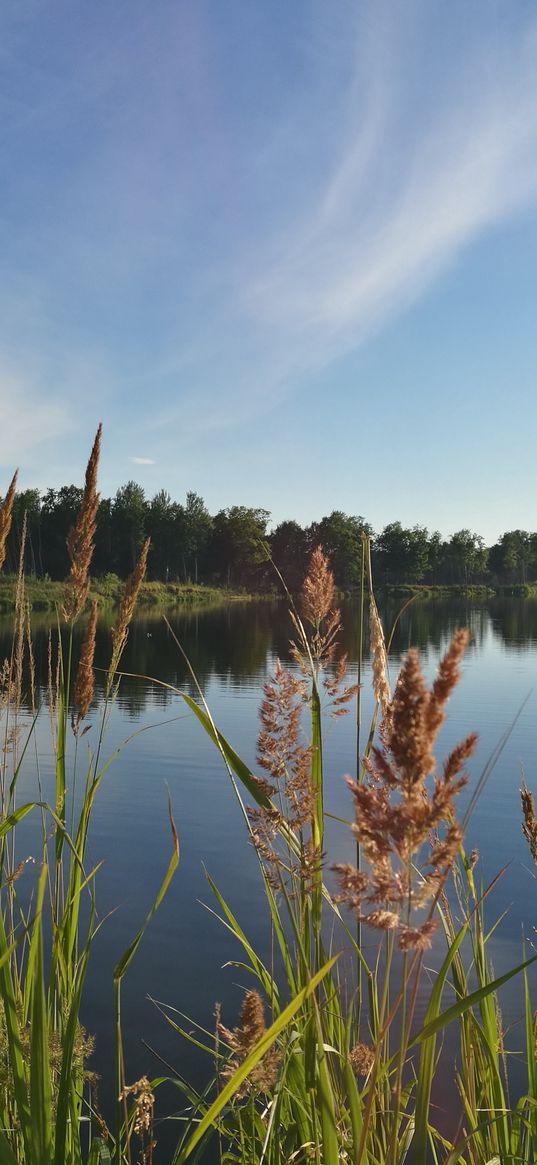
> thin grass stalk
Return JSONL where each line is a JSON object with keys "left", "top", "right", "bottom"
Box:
{"left": 355, "top": 532, "right": 366, "bottom": 1023}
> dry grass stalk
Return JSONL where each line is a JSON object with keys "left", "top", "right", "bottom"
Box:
{"left": 0, "top": 471, "right": 17, "bottom": 573}
{"left": 10, "top": 512, "right": 27, "bottom": 715}
{"left": 369, "top": 596, "right": 391, "bottom": 721}
{"left": 74, "top": 600, "right": 98, "bottom": 731}
{"left": 521, "top": 784, "right": 537, "bottom": 865}
{"left": 47, "top": 630, "right": 57, "bottom": 739}
{"left": 119, "top": 1075, "right": 156, "bottom": 1162}
{"left": 106, "top": 537, "right": 150, "bottom": 694}
{"left": 25, "top": 607, "right": 36, "bottom": 715}
{"left": 334, "top": 629, "right": 475, "bottom": 950}
{"left": 62, "top": 424, "right": 102, "bottom": 622}
{"left": 219, "top": 990, "right": 280, "bottom": 1097}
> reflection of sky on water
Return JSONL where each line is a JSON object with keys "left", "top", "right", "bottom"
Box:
{"left": 1, "top": 597, "right": 537, "bottom": 1145}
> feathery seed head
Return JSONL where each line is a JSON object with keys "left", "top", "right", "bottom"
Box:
{"left": 63, "top": 424, "right": 102, "bottom": 622}
{"left": 106, "top": 537, "right": 150, "bottom": 694}
{"left": 301, "top": 545, "right": 334, "bottom": 627}
{"left": 349, "top": 1043, "right": 375, "bottom": 1076}
{"left": 219, "top": 990, "right": 280, "bottom": 1097}
{"left": 74, "top": 600, "right": 98, "bottom": 730}
{"left": 521, "top": 784, "right": 537, "bottom": 865}
{"left": 0, "top": 471, "right": 18, "bottom": 573}
{"left": 334, "top": 629, "right": 474, "bottom": 950}
{"left": 370, "top": 598, "right": 391, "bottom": 720}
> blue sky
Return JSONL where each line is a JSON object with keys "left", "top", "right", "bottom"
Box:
{"left": 1, "top": 0, "right": 537, "bottom": 542}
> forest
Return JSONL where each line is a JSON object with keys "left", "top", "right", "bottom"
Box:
{"left": 2, "top": 478, "right": 536, "bottom": 590}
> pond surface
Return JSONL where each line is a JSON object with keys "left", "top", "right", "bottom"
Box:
{"left": 2, "top": 595, "right": 537, "bottom": 1150}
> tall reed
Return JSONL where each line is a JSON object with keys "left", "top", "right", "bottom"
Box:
{"left": 0, "top": 432, "right": 178, "bottom": 1165}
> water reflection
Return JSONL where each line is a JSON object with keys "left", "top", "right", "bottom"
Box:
{"left": 4, "top": 596, "right": 537, "bottom": 722}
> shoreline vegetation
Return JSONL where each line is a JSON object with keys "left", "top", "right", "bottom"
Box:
{"left": 1, "top": 573, "right": 537, "bottom": 613}
{"left": 4, "top": 472, "right": 537, "bottom": 597}
{"left": 0, "top": 574, "right": 256, "bottom": 612}
{"left": 2, "top": 428, "right": 537, "bottom": 1164}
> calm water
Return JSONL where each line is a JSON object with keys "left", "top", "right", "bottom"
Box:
{"left": 2, "top": 596, "right": 537, "bottom": 1146}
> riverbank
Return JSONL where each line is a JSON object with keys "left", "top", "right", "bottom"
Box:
{"left": 0, "top": 574, "right": 253, "bottom": 612}
{"left": 381, "top": 581, "right": 537, "bottom": 598}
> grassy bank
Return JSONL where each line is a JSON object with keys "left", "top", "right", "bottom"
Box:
{"left": 0, "top": 573, "right": 252, "bottom": 612}
{"left": 382, "top": 581, "right": 537, "bottom": 598}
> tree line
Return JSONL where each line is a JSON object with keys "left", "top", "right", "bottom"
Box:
{"left": 3, "top": 480, "right": 536, "bottom": 589}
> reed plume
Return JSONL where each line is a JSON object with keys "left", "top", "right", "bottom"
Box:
{"left": 292, "top": 545, "right": 341, "bottom": 672}
{"left": 369, "top": 596, "right": 391, "bottom": 721}
{"left": 74, "top": 600, "right": 98, "bottom": 731}
{"left": 349, "top": 1042, "right": 375, "bottom": 1077}
{"left": 248, "top": 659, "right": 314, "bottom": 885}
{"left": 291, "top": 546, "right": 357, "bottom": 711}
{"left": 334, "top": 629, "right": 475, "bottom": 950}
{"left": 219, "top": 990, "right": 280, "bottom": 1097}
{"left": 106, "top": 537, "right": 150, "bottom": 694}
{"left": 63, "top": 424, "right": 102, "bottom": 622}
{"left": 521, "top": 783, "right": 537, "bottom": 865}
{"left": 0, "top": 471, "right": 17, "bottom": 573}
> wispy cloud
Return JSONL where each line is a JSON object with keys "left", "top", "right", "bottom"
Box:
{"left": 242, "top": 7, "right": 537, "bottom": 365}
{"left": 129, "top": 456, "right": 155, "bottom": 465}
{"left": 148, "top": 3, "right": 537, "bottom": 441}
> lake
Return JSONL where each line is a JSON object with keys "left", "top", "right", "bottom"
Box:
{"left": 2, "top": 595, "right": 537, "bottom": 1149}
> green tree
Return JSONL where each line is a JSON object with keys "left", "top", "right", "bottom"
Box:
{"left": 7, "top": 489, "right": 42, "bottom": 574}
{"left": 489, "top": 530, "right": 532, "bottom": 583}
{"left": 209, "top": 506, "right": 270, "bottom": 588}
{"left": 445, "top": 529, "right": 488, "bottom": 584}
{"left": 40, "top": 486, "right": 83, "bottom": 578}
{"left": 374, "top": 522, "right": 430, "bottom": 584}
{"left": 183, "top": 492, "right": 213, "bottom": 582}
{"left": 270, "top": 520, "right": 308, "bottom": 590}
{"left": 312, "top": 511, "right": 373, "bottom": 588}
{"left": 111, "top": 481, "right": 147, "bottom": 575}
{"left": 147, "top": 490, "right": 177, "bottom": 580}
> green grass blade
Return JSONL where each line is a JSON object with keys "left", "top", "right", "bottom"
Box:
{"left": 0, "top": 907, "right": 31, "bottom": 1158}
{"left": 412, "top": 950, "right": 537, "bottom": 1046}
{"left": 0, "top": 802, "right": 35, "bottom": 841}
{"left": 0, "top": 1131, "right": 18, "bottom": 1165}
{"left": 55, "top": 680, "right": 67, "bottom": 863}
{"left": 53, "top": 942, "right": 91, "bottom": 1165}
{"left": 29, "top": 864, "right": 53, "bottom": 1165}
{"left": 203, "top": 872, "right": 280, "bottom": 1000}
{"left": 113, "top": 798, "right": 179, "bottom": 983}
{"left": 174, "top": 955, "right": 338, "bottom": 1163}
{"left": 412, "top": 917, "right": 470, "bottom": 1163}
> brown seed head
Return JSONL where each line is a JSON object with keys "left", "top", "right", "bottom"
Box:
{"left": 219, "top": 990, "right": 280, "bottom": 1097}
{"left": 106, "top": 537, "right": 150, "bottom": 693}
{"left": 426, "top": 628, "right": 470, "bottom": 737}
{"left": 333, "top": 629, "right": 474, "bottom": 949}
{"left": 369, "top": 598, "right": 391, "bottom": 720}
{"left": 0, "top": 471, "right": 18, "bottom": 572}
{"left": 349, "top": 1042, "right": 375, "bottom": 1076}
{"left": 63, "top": 425, "right": 102, "bottom": 621}
{"left": 74, "top": 600, "right": 98, "bottom": 730}
{"left": 119, "top": 1076, "right": 154, "bottom": 1137}
{"left": 521, "top": 784, "right": 537, "bottom": 866}
{"left": 301, "top": 545, "right": 334, "bottom": 627}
